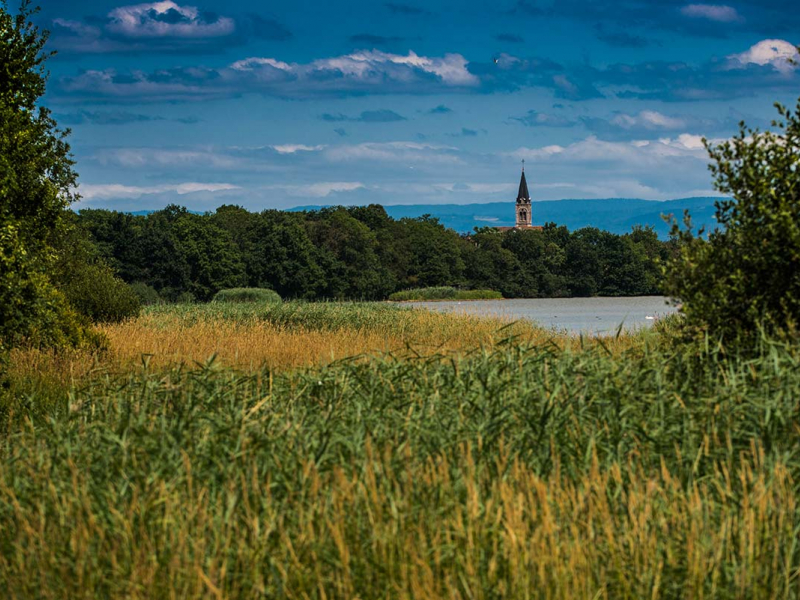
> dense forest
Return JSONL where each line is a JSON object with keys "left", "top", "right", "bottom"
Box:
{"left": 75, "top": 204, "right": 674, "bottom": 302}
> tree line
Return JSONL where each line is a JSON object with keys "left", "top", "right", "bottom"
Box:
{"left": 75, "top": 204, "right": 675, "bottom": 303}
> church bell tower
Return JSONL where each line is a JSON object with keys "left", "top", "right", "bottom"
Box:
{"left": 515, "top": 161, "right": 532, "bottom": 228}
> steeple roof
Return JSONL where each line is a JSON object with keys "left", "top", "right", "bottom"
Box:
{"left": 517, "top": 168, "right": 530, "bottom": 201}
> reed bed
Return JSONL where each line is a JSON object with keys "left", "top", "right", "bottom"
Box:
{"left": 2, "top": 332, "right": 800, "bottom": 598}
{"left": 389, "top": 286, "right": 503, "bottom": 301}
{"left": 6, "top": 302, "right": 638, "bottom": 396}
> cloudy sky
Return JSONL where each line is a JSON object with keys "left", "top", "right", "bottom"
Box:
{"left": 38, "top": 0, "right": 799, "bottom": 211}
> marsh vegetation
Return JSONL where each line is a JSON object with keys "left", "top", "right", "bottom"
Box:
{"left": 3, "top": 302, "right": 800, "bottom": 598}
{"left": 388, "top": 286, "right": 504, "bottom": 301}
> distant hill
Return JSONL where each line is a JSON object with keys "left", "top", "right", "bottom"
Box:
{"left": 291, "top": 197, "right": 722, "bottom": 237}
{"left": 118, "top": 197, "right": 722, "bottom": 238}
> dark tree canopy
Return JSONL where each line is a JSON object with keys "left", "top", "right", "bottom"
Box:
{"left": 76, "top": 204, "right": 671, "bottom": 303}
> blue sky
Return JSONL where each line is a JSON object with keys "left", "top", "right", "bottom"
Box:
{"left": 38, "top": 0, "right": 799, "bottom": 211}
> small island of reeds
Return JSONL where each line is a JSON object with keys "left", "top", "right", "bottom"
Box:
{"left": 388, "top": 286, "right": 503, "bottom": 301}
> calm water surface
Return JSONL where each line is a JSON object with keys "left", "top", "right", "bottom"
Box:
{"left": 406, "top": 296, "right": 678, "bottom": 335}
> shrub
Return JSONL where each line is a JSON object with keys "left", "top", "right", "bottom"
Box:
{"left": 389, "top": 287, "right": 459, "bottom": 301}
{"left": 389, "top": 287, "right": 502, "bottom": 301}
{"left": 61, "top": 263, "right": 141, "bottom": 323}
{"left": 212, "top": 287, "right": 282, "bottom": 304}
{"left": 1, "top": 224, "right": 99, "bottom": 349}
{"left": 175, "top": 291, "right": 197, "bottom": 304}
{"left": 664, "top": 99, "right": 800, "bottom": 346}
{"left": 130, "top": 282, "right": 162, "bottom": 306}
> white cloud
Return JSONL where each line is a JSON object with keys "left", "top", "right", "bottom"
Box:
{"left": 312, "top": 50, "right": 478, "bottom": 86}
{"left": 271, "top": 144, "right": 325, "bottom": 154}
{"left": 509, "top": 134, "right": 712, "bottom": 165}
{"left": 324, "top": 141, "right": 462, "bottom": 164}
{"left": 507, "top": 144, "right": 565, "bottom": 160}
{"left": 727, "top": 39, "right": 799, "bottom": 73}
{"left": 611, "top": 110, "right": 687, "bottom": 130}
{"left": 61, "top": 49, "right": 478, "bottom": 101}
{"left": 502, "top": 134, "right": 726, "bottom": 200}
{"left": 106, "top": 1, "right": 235, "bottom": 38}
{"left": 230, "top": 57, "right": 292, "bottom": 71}
{"left": 173, "top": 183, "right": 239, "bottom": 194}
{"left": 680, "top": 4, "right": 742, "bottom": 23}
{"left": 553, "top": 75, "right": 579, "bottom": 96}
{"left": 79, "top": 182, "right": 239, "bottom": 200}
{"left": 671, "top": 133, "right": 706, "bottom": 150}
{"left": 96, "top": 148, "right": 238, "bottom": 168}
{"left": 247, "top": 49, "right": 479, "bottom": 90}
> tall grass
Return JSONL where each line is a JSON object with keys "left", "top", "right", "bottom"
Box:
{"left": 7, "top": 301, "right": 604, "bottom": 395}
{"left": 212, "top": 287, "right": 282, "bottom": 304}
{"left": 2, "top": 332, "right": 800, "bottom": 597}
{"left": 389, "top": 286, "right": 503, "bottom": 301}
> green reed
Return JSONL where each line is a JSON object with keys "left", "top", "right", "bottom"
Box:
{"left": 389, "top": 286, "right": 503, "bottom": 301}
{"left": 1, "top": 327, "right": 800, "bottom": 598}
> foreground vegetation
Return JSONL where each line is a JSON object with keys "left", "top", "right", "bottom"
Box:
{"left": 2, "top": 303, "right": 800, "bottom": 598}
{"left": 389, "top": 286, "right": 503, "bottom": 301}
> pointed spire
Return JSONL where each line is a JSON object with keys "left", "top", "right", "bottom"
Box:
{"left": 517, "top": 164, "right": 530, "bottom": 201}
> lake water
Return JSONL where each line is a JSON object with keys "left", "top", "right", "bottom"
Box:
{"left": 405, "top": 296, "right": 678, "bottom": 335}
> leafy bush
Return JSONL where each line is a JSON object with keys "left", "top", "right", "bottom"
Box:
{"left": 389, "top": 286, "right": 502, "bottom": 301}
{"left": 61, "top": 263, "right": 141, "bottom": 323}
{"left": 130, "top": 282, "right": 162, "bottom": 306}
{"left": 175, "top": 291, "right": 197, "bottom": 304}
{"left": 664, "top": 99, "right": 800, "bottom": 346}
{"left": 0, "top": 224, "right": 99, "bottom": 349}
{"left": 389, "top": 286, "right": 458, "bottom": 301}
{"left": 212, "top": 287, "right": 282, "bottom": 304}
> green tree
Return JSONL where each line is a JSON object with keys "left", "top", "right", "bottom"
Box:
{"left": 245, "top": 210, "right": 326, "bottom": 299}
{"left": 171, "top": 212, "right": 246, "bottom": 302}
{"left": 349, "top": 204, "right": 402, "bottom": 293}
{"left": 538, "top": 224, "right": 570, "bottom": 297}
{"left": 464, "top": 228, "right": 530, "bottom": 297}
{"left": 0, "top": 2, "right": 92, "bottom": 347}
{"left": 664, "top": 98, "right": 800, "bottom": 344}
{"left": 399, "top": 216, "right": 464, "bottom": 289}
{"left": 78, "top": 209, "right": 193, "bottom": 300}
{"left": 625, "top": 226, "right": 665, "bottom": 295}
{"left": 51, "top": 214, "right": 141, "bottom": 323}
{"left": 564, "top": 228, "right": 602, "bottom": 296}
{"left": 502, "top": 229, "right": 547, "bottom": 297}
{"left": 306, "top": 208, "right": 393, "bottom": 299}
